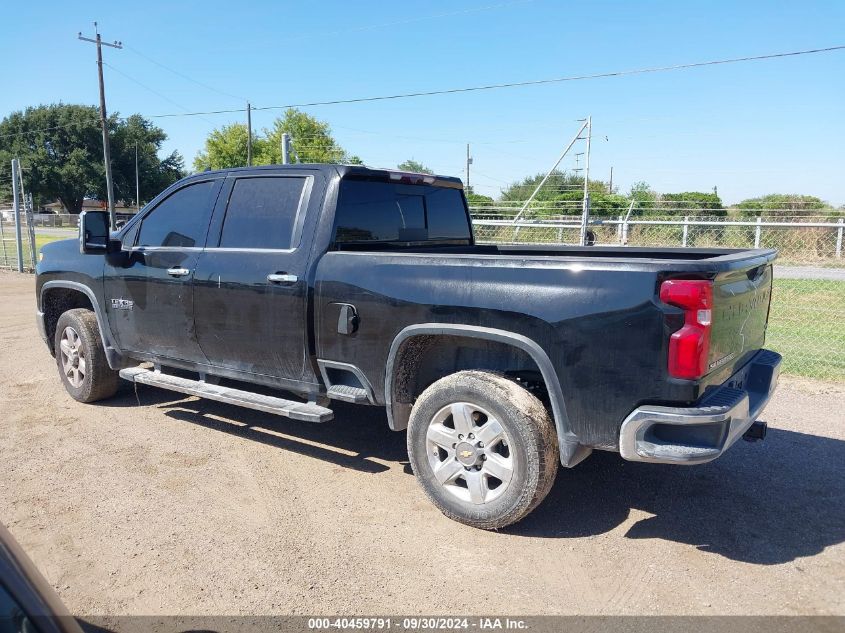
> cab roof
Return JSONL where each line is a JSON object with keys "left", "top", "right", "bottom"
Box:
{"left": 188, "top": 164, "right": 464, "bottom": 189}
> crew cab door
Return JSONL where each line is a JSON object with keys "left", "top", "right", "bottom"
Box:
{"left": 191, "top": 172, "right": 319, "bottom": 387}
{"left": 103, "top": 177, "right": 223, "bottom": 363}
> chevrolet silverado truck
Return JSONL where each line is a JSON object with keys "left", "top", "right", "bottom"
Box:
{"left": 35, "top": 164, "right": 781, "bottom": 529}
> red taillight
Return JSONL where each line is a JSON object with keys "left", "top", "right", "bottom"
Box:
{"left": 660, "top": 279, "right": 713, "bottom": 379}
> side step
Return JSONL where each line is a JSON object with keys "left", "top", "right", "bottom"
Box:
{"left": 119, "top": 367, "right": 334, "bottom": 423}
{"left": 326, "top": 384, "right": 369, "bottom": 404}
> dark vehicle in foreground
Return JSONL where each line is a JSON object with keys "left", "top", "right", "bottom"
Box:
{"left": 35, "top": 164, "right": 780, "bottom": 528}
{"left": 0, "top": 523, "right": 82, "bottom": 633}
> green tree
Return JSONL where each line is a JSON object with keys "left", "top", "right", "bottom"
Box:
{"left": 629, "top": 181, "right": 657, "bottom": 208}
{"left": 110, "top": 114, "right": 184, "bottom": 207}
{"left": 0, "top": 104, "right": 184, "bottom": 213}
{"left": 659, "top": 191, "right": 725, "bottom": 216}
{"left": 465, "top": 188, "right": 494, "bottom": 206}
{"left": 397, "top": 159, "right": 433, "bottom": 174}
{"left": 193, "top": 123, "right": 268, "bottom": 171}
{"left": 261, "top": 108, "right": 361, "bottom": 165}
{"left": 500, "top": 171, "right": 582, "bottom": 203}
{"left": 733, "top": 194, "right": 832, "bottom": 217}
{"left": 194, "top": 109, "right": 361, "bottom": 170}
{"left": 499, "top": 170, "right": 625, "bottom": 217}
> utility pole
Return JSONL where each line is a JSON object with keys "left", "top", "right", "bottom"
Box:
{"left": 465, "top": 143, "right": 472, "bottom": 191}
{"left": 246, "top": 102, "right": 253, "bottom": 166}
{"left": 281, "top": 132, "right": 291, "bottom": 165}
{"left": 609, "top": 166, "right": 613, "bottom": 193}
{"left": 78, "top": 23, "right": 122, "bottom": 230}
{"left": 579, "top": 116, "right": 592, "bottom": 246}
{"left": 511, "top": 118, "right": 589, "bottom": 225}
{"left": 135, "top": 144, "right": 140, "bottom": 212}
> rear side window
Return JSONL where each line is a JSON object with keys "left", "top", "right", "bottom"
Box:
{"left": 137, "top": 180, "right": 218, "bottom": 247}
{"left": 334, "top": 180, "right": 471, "bottom": 244}
{"left": 219, "top": 176, "right": 306, "bottom": 249}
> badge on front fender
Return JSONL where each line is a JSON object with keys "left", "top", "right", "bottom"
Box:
{"left": 110, "top": 298, "right": 134, "bottom": 310}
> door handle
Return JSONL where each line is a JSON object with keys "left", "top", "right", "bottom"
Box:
{"left": 267, "top": 273, "right": 298, "bottom": 284}
{"left": 167, "top": 267, "right": 191, "bottom": 277}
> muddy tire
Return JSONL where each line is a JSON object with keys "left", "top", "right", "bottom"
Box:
{"left": 54, "top": 309, "right": 119, "bottom": 403}
{"left": 407, "top": 370, "right": 559, "bottom": 529}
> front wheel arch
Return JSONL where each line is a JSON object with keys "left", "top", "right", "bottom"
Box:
{"left": 41, "top": 281, "right": 124, "bottom": 369}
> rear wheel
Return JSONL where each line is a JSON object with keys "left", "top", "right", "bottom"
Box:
{"left": 54, "top": 309, "right": 119, "bottom": 403}
{"left": 407, "top": 370, "right": 559, "bottom": 529}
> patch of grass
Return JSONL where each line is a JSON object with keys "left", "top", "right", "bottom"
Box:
{"left": 767, "top": 279, "right": 845, "bottom": 381}
{"left": 35, "top": 234, "right": 72, "bottom": 251}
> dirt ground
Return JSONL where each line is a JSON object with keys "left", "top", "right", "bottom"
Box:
{"left": 1, "top": 270, "right": 843, "bottom": 617}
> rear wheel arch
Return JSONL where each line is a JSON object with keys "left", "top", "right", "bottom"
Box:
{"left": 384, "top": 324, "right": 590, "bottom": 467}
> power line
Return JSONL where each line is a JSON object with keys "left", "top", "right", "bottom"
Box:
{"left": 2, "top": 44, "right": 843, "bottom": 144}
{"left": 102, "top": 62, "right": 216, "bottom": 125}
{"left": 4, "top": 44, "right": 843, "bottom": 144}
{"left": 123, "top": 44, "right": 248, "bottom": 103}
{"left": 145, "top": 44, "right": 845, "bottom": 118}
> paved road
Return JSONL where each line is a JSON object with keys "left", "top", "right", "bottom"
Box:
{"left": 33, "top": 226, "right": 77, "bottom": 237}
{"left": 775, "top": 266, "right": 845, "bottom": 281}
{"left": 0, "top": 270, "right": 843, "bottom": 619}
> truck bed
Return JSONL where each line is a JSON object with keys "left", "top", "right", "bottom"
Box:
{"left": 338, "top": 241, "right": 776, "bottom": 265}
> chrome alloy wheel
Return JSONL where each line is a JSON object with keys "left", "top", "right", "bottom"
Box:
{"left": 425, "top": 402, "right": 515, "bottom": 505}
{"left": 59, "top": 326, "right": 86, "bottom": 388}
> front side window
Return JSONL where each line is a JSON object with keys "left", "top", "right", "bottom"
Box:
{"left": 333, "top": 179, "right": 471, "bottom": 244}
{"left": 137, "top": 180, "right": 218, "bottom": 248}
{"left": 218, "top": 176, "right": 307, "bottom": 249}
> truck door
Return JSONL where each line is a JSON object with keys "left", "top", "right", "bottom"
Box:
{"left": 192, "top": 173, "right": 319, "bottom": 388}
{"left": 103, "top": 177, "right": 223, "bottom": 364}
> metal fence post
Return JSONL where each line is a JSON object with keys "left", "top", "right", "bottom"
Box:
{"left": 11, "top": 159, "right": 23, "bottom": 272}
{"left": 837, "top": 218, "right": 844, "bottom": 258}
{"left": 755, "top": 217, "right": 762, "bottom": 249}
{"left": 621, "top": 216, "right": 629, "bottom": 245}
{"left": 616, "top": 214, "right": 623, "bottom": 244}
{"left": 682, "top": 216, "right": 689, "bottom": 247}
{"left": 281, "top": 132, "right": 290, "bottom": 165}
{"left": 0, "top": 212, "right": 8, "bottom": 267}
{"left": 26, "top": 195, "right": 36, "bottom": 269}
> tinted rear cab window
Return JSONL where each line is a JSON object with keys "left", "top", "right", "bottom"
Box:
{"left": 333, "top": 179, "right": 471, "bottom": 246}
{"left": 219, "top": 176, "right": 307, "bottom": 249}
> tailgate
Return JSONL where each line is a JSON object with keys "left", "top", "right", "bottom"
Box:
{"left": 708, "top": 262, "right": 773, "bottom": 374}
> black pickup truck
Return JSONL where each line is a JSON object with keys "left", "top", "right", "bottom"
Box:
{"left": 35, "top": 164, "right": 781, "bottom": 529}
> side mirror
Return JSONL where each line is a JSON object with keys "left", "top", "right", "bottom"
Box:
{"left": 79, "top": 210, "right": 110, "bottom": 254}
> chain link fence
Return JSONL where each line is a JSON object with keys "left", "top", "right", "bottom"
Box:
{"left": 0, "top": 212, "right": 141, "bottom": 271}
{"left": 1, "top": 205, "right": 842, "bottom": 382}
{"left": 471, "top": 204, "right": 845, "bottom": 382}
{"left": 0, "top": 211, "right": 37, "bottom": 272}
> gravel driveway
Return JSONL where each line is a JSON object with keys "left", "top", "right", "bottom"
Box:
{"left": 1, "top": 271, "right": 843, "bottom": 618}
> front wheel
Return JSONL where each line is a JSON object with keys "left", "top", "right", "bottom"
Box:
{"left": 54, "top": 308, "right": 119, "bottom": 403}
{"left": 407, "top": 370, "right": 559, "bottom": 529}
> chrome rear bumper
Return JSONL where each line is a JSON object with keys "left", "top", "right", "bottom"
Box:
{"left": 619, "top": 349, "right": 782, "bottom": 465}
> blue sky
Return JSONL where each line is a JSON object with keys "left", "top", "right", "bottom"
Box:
{"left": 2, "top": 0, "right": 844, "bottom": 204}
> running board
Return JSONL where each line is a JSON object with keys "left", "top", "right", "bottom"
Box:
{"left": 119, "top": 367, "right": 334, "bottom": 423}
